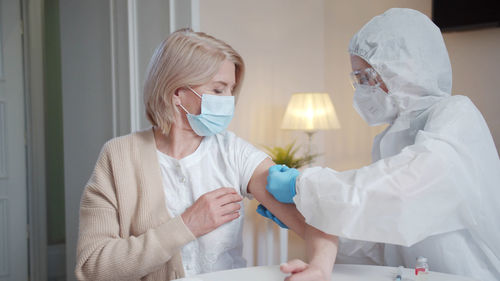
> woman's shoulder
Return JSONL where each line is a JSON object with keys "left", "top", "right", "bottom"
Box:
{"left": 216, "top": 130, "right": 237, "bottom": 140}
{"left": 215, "top": 130, "right": 251, "bottom": 147}
{"left": 214, "top": 131, "right": 266, "bottom": 159}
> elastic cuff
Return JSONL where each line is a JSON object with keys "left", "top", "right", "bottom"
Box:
{"left": 288, "top": 174, "right": 298, "bottom": 202}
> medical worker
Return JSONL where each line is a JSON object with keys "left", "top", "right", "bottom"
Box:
{"left": 261, "top": 8, "right": 500, "bottom": 281}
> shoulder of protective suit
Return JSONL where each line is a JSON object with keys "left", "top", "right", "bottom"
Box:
{"left": 431, "top": 95, "right": 474, "bottom": 113}
{"left": 426, "top": 95, "right": 479, "bottom": 128}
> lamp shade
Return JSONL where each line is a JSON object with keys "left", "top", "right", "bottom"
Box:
{"left": 281, "top": 92, "right": 340, "bottom": 131}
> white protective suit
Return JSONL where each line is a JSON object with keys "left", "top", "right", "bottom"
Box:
{"left": 294, "top": 8, "right": 500, "bottom": 281}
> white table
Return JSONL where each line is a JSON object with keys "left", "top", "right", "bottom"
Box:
{"left": 176, "top": 264, "right": 479, "bottom": 281}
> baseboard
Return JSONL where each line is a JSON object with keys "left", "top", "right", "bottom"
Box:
{"left": 47, "top": 243, "right": 66, "bottom": 281}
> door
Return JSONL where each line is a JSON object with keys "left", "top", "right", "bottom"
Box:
{"left": 0, "top": 0, "right": 29, "bottom": 280}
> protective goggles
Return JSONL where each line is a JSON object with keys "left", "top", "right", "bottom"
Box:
{"left": 349, "top": 67, "right": 382, "bottom": 89}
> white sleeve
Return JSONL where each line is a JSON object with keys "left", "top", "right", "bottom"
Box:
{"left": 227, "top": 133, "right": 269, "bottom": 198}
{"left": 336, "top": 238, "right": 385, "bottom": 266}
{"left": 294, "top": 103, "right": 481, "bottom": 247}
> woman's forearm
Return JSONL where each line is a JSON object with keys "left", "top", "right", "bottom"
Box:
{"left": 305, "top": 225, "right": 338, "bottom": 278}
{"left": 248, "top": 159, "right": 338, "bottom": 279}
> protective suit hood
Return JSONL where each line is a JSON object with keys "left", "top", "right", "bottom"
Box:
{"left": 349, "top": 8, "right": 452, "bottom": 126}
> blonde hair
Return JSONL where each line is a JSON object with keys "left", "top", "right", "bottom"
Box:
{"left": 143, "top": 28, "right": 245, "bottom": 134}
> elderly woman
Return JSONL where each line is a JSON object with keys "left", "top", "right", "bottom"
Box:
{"left": 75, "top": 28, "right": 338, "bottom": 281}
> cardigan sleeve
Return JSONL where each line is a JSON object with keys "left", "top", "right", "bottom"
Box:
{"left": 75, "top": 142, "right": 195, "bottom": 281}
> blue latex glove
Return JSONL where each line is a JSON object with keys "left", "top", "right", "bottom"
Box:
{"left": 266, "top": 165, "right": 299, "bottom": 203}
{"left": 256, "top": 204, "right": 288, "bottom": 229}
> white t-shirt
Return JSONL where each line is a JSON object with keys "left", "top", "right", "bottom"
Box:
{"left": 156, "top": 131, "right": 268, "bottom": 276}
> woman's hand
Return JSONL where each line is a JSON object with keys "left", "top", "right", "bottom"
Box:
{"left": 281, "top": 259, "right": 329, "bottom": 281}
{"left": 181, "top": 187, "right": 243, "bottom": 237}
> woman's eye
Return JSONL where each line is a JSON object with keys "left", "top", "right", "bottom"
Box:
{"left": 214, "top": 89, "right": 223, "bottom": 94}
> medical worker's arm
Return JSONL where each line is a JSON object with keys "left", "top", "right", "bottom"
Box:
{"left": 293, "top": 102, "right": 479, "bottom": 247}
{"left": 248, "top": 158, "right": 338, "bottom": 280}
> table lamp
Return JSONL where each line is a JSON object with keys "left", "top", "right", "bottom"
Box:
{"left": 281, "top": 92, "right": 340, "bottom": 159}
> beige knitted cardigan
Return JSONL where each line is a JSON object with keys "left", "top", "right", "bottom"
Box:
{"left": 75, "top": 129, "right": 196, "bottom": 281}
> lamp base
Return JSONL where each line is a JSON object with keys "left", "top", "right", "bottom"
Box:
{"left": 304, "top": 131, "right": 317, "bottom": 166}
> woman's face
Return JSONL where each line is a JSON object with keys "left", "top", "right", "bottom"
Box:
{"left": 350, "top": 55, "right": 388, "bottom": 93}
{"left": 174, "top": 59, "right": 236, "bottom": 119}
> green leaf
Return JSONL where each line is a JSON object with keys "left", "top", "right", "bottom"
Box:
{"left": 262, "top": 141, "right": 319, "bottom": 169}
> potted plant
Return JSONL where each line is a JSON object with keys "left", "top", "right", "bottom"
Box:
{"left": 262, "top": 141, "right": 318, "bottom": 169}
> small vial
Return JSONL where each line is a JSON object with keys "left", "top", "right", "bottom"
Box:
{"left": 415, "top": 256, "right": 429, "bottom": 281}
{"left": 395, "top": 266, "right": 403, "bottom": 281}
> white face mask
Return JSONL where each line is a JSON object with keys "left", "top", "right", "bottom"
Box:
{"left": 353, "top": 84, "right": 398, "bottom": 126}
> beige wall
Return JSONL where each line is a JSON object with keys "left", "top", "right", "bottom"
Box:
{"left": 200, "top": 0, "right": 327, "bottom": 150}
{"left": 443, "top": 28, "right": 500, "bottom": 153}
{"left": 200, "top": 0, "right": 326, "bottom": 264}
{"left": 200, "top": 0, "right": 500, "bottom": 263}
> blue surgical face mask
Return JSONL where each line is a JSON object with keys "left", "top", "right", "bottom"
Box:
{"left": 178, "top": 87, "right": 235, "bottom": 136}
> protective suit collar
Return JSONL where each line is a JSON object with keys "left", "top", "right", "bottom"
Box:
{"left": 348, "top": 8, "right": 452, "bottom": 133}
